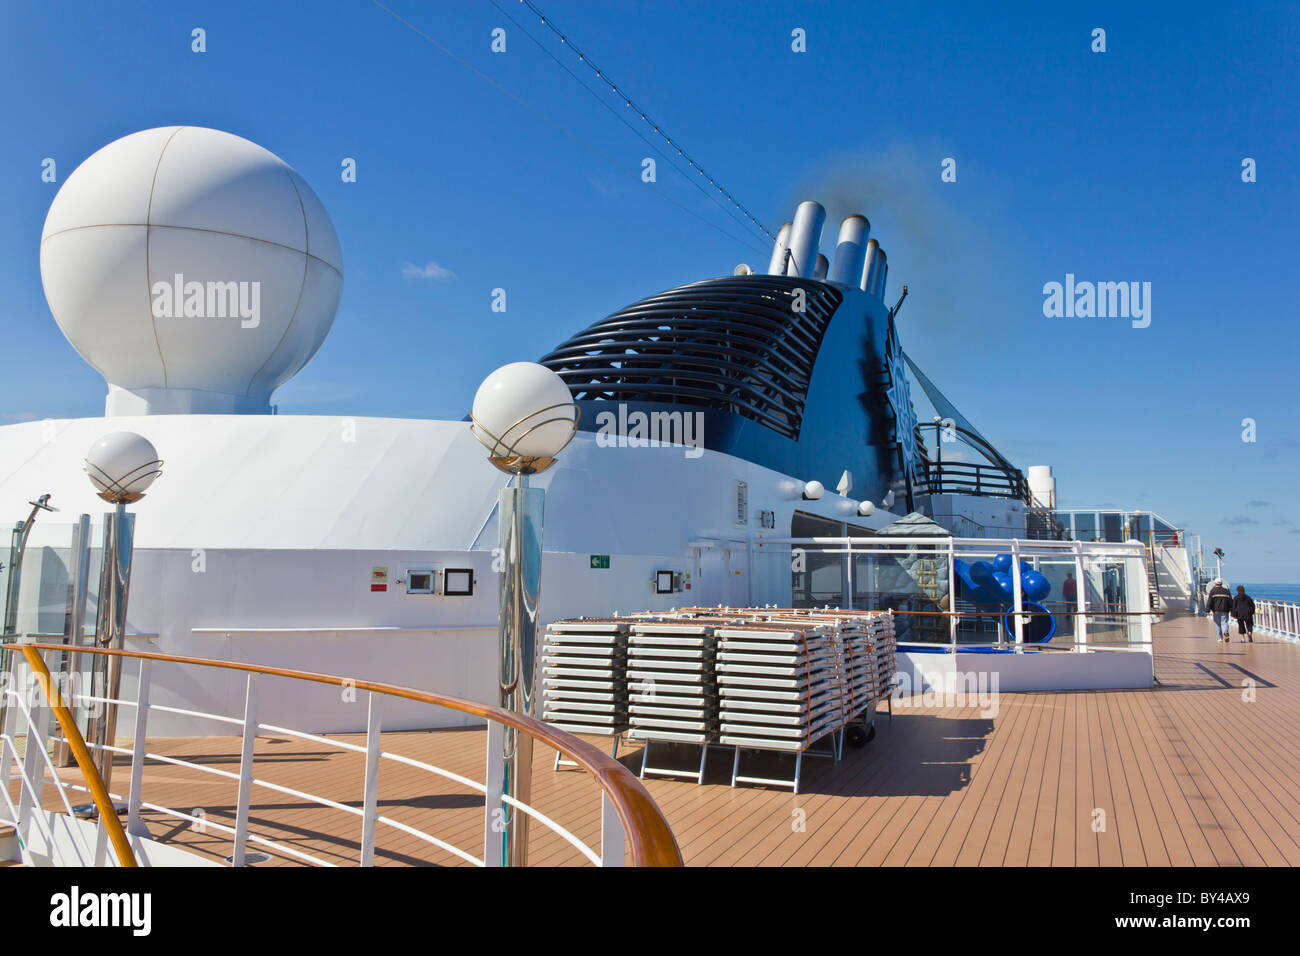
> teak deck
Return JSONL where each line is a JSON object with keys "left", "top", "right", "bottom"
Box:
{"left": 17, "top": 614, "right": 1300, "bottom": 866}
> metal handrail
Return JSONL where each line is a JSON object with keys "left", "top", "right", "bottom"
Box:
{"left": 1254, "top": 599, "right": 1300, "bottom": 642}
{"left": 6, "top": 642, "right": 682, "bottom": 867}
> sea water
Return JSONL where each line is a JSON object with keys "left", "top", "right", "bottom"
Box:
{"left": 1235, "top": 583, "right": 1300, "bottom": 603}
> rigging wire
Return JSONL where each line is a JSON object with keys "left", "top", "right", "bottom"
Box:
{"left": 487, "top": 0, "right": 772, "bottom": 248}
{"left": 366, "top": 0, "right": 770, "bottom": 255}
{"left": 514, "top": 0, "right": 776, "bottom": 242}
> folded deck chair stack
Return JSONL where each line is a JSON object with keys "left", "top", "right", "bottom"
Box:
{"left": 540, "top": 619, "right": 629, "bottom": 739}
{"left": 626, "top": 621, "right": 718, "bottom": 746}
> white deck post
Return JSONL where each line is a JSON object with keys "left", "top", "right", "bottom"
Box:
{"left": 359, "top": 691, "right": 382, "bottom": 866}
{"left": 844, "top": 535, "right": 853, "bottom": 609}
{"left": 599, "top": 791, "right": 626, "bottom": 866}
{"left": 231, "top": 673, "right": 259, "bottom": 867}
{"left": 1, "top": 652, "right": 21, "bottom": 794}
{"left": 1010, "top": 539, "right": 1024, "bottom": 645}
{"left": 126, "top": 658, "right": 152, "bottom": 837}
{"left": 947, "top": 540, "right": 957, "bottom": 647}
{"left": 18, "top": 665, "right": 47, "bottom": 842}
{"left": 1074, "top": 543, "right": 1088, "bottom": 652}
{"left": 482, "top": 719, "right": 505, "bottom": 867}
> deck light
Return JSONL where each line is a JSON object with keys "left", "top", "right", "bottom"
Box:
{"left": 802, "top": 480, "right": 824, "bottom": 500}
{"left": 858, "top": 501, "right": 875, "bottom": 517}
{"left": 470, "top": 363, "right": 577, "bottom": 867}
{"left": 81, "top": 432, "right": 162, "bottom": 811}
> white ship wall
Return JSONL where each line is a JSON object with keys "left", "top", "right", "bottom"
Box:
{"left": 1153, "top": 545, "right": 1195, "bottom": 613}
{"left": 0, "top": 415, "right": 901, "bottom": 735}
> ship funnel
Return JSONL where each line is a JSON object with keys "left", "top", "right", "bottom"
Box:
{"left": 813, "top": 254, "right": 829, "bottom": 280}
{"left": 767, "top": 222, "right": 793, "bottom": 275}
{"left": 828, "top": 215, "right": 870, "bottom": 285}
{"left": 786, "top": 201, "right": 826, "bottom": 278}
{"left": 861, "top": 238, "right": 881, "bottom": 292}
{"left": 864, "top": 245, "right": 888, "bottom": 299}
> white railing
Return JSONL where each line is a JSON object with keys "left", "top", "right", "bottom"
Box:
{"left": 1, "top": 643, "right": 681, "bottom": 868}
{"left": 1255, "top": 600, "right": 1300, "bottom": 643}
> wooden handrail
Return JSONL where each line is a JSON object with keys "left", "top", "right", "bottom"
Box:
{"left": 16, "top": 645, "right": 137, "bottom": 867}
{"left": 7, "top": 642, "right": 683, "bottom": 868}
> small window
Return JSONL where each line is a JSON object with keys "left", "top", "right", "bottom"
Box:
{"left": 406, "top": 569, "right": 436, "bottom": 594}
{"left": 443, "top": 569, "right": 474, "bottom": 596}
{"left": 655, "top": 570, "right": 676, "bottom": 594}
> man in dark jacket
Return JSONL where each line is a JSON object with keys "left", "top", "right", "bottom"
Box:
{"left": 1206, "top": 580, "right": 1233, "bottom": 642}
{"left": 1232, "top": 586, "right": 1255, "bottom": 643}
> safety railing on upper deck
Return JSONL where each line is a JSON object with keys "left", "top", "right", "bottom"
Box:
{"left": 1255, "top": 601, "right": 1300, "bottom": 643}
{"left": 0, "top": 643, "right": 682, "bottom": 868}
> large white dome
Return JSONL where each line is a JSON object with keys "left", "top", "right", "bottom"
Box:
{"left": 40, "top": 126, "right": 343, "bottom": 415}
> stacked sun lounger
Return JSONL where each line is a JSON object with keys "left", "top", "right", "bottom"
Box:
{"left": 539, "top": 619, "right": 629, "bottom": 740}
{"left": 626, "top": 621, "right": 718, "bottom": 746}
{"left": 678, "top": 606, "right": 895, "bottom": 721}
{"left": 713, "top": 621, "right": 846, "bottom": 753}
{"left": 866, "top": 612, "right": 897, "bottom": 694}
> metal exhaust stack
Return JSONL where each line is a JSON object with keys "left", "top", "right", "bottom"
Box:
{"left": 767, "top": 222, "right": 793, "bottom": 275}
{"left": 786, "top": 201, "right": 826, "bottom": 277}
{"left": 864, "top": 246, "right": 888, "bottom": 299}
{"left": 828, "top": 215, "right": 870, "bottom": 285}
{"left": 813, "top": 254, "right": 829, "bottom": 280}
{"left": 861, "top": 238, "right": 882, "bottom": 292}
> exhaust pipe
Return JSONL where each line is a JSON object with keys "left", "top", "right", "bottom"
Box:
{"left": 861, "top": 238, "right": 881, "bottom": 292}
{"left": 767, "top": 222, "right": 793, "bottom": 275}
{"left": 864, "top": 244, "right": 888, "bottom": 298}
{"left": 828, "top": 215, "right": 870, "bottom": 285}
{"left": 786, "top": 201, "right": 826, "bottom": 278}
{"left": 813, "top": 254, "right": 829, "bottom": 280}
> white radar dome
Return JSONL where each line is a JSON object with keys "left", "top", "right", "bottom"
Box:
{"left": 40, "top": 126, "right": 344, "bottom": 415}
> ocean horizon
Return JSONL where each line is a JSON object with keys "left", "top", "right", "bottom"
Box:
{"left": 1234, "top": 583, "right": 1300, "bottom": 603}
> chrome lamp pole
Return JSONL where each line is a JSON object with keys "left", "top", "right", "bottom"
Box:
{"left": 79, "top": 432, "right": 162, "bottom": 811}
{"left": 470, "top": 362, "right": 577, "bottom": 867}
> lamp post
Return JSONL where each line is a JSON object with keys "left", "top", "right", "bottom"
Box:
{"left": 470, "top": 362, "right": 577, "bottom": 867}
{"left": 81, "top": 432, "right": 162, "bottom": 809}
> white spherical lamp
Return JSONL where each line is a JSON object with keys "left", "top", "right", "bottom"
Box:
{"left": 41, "top": 126, "right": 343, "bottom": 416}
{"left": 470, "top": 362, "right": 577, "bottom": 473}
{"left": 85, "top": 432, "right": 163, "bottom": 503}
{"left": 858, "top": 500, "right": 875, "bottom": 517}
{"left": 802, "top": 480, "right": 825, "bottom": 501}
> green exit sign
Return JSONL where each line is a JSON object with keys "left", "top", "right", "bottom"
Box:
{"left": 590, "top": 555, "right": 611, "bottom": 569}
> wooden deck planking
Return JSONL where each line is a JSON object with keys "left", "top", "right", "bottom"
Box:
{"left": 11, "top": 614, "right": 1300, "bottom": 866}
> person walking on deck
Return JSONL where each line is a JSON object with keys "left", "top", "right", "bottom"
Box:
{"left": 1207, "top": 580, "right": 1233, "bottom": 642}
{"left": 1232, "top": 586, "right": 1255, "bottom": 643}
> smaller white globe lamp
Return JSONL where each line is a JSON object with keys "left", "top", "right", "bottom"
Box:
{"left": 85, "top": 432, "right": 163, "bottom": 503}
{"left": 858, "top": 500, "right": 875, "bottom": 517}
{"left": 802, "top": 480, "right": 825, "bottom": 501}
{"left": 470, "top": 362, "right": 578, "bottom": 474}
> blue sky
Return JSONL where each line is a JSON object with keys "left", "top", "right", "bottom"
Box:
{"left": 2, "top": 1, "right": 1297, "bottom": 580}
